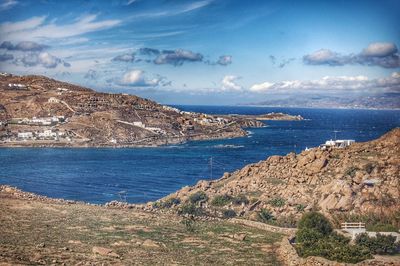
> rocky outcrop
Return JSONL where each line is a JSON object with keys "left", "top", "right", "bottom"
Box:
{"left": 165, "top": 128, "right": 400, "bottom": 223}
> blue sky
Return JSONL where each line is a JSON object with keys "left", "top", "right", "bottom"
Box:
{"left": 0, "top": 0, "right": 399, "bottom": 105}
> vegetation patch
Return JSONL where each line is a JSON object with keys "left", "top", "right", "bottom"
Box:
{"left": 295, "top": 204, "right": 306, "bottom": 212}
{"left": 268, "top": 197, "right": 286, "bottom": 207}
{"left": 295, "top": 212, "right": 373, "bottom": 263}
{"left": 178, "top": 203, "right": 205, "bottom": 216}
{"left": 232, "top": 195, "right": 249, "bottom": 205}
{"left": 153, "top": 197, "right": 181, "bottom": 209}
{"left": 355, "top": 233, "right": 399, "bottom": 255}
{"left": 211, "top": 194, "right": 232, "bottom": 206}
{"left": 222, "top": 209, "right": 236, "bottom": 219}
{"left": 258, "top": 209, "right": 275, "bottom": 223}
{"left": 189, "top": 191, "right": 208, "bottom": 204}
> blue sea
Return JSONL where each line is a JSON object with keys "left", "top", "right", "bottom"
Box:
{"left": 0, "top": 106, "right": 399, "bottom": 204}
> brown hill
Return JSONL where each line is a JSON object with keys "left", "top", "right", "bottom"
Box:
{"left": 0, "top": 74, "right": 265, "bottom": 147}
{"left": 159, "top": 128, "right": 400, "bottom": 226}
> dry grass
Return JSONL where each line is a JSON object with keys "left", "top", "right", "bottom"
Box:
{"left": 0, "top": 192, "right": 283, "bottom": 265}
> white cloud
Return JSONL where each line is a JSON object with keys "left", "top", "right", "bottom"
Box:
{"left": 362, "top": 42, "right": 398, "bottom": 57}
{"left": 13, "top": 51, "right": 69, "bottom": 69}
{"left": 249, "top": 81, "right": 274, "bottom": 92}
{"left": 304, "top": 42, "right": 400, "bottom": 68}
{"left": 0, "top": 16, "right": 46, "bottom": 34}
{"left": 249, "top": 72, "right": 400, "bottom": 93}
{"left": 221, "top": 75, "right": 242, "bottom": 91}
{"left": 0, "top": 14, "right": 121, "bottom": 42}
{"left": 0, "top": 0, "right": 18, "bottom": 11}
{"left": 120, "top": 69, "right": 165, "bottom": 87}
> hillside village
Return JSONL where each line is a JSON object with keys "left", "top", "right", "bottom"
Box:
{"left": 0, "top": 73, "right": 280, "bottom": 147}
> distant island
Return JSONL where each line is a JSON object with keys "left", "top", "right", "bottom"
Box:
{"left": 0, "top": 74, "right": 303, "bottom": 148}
{"left": 243, "top": 93, "right": 400, "bottom": 110}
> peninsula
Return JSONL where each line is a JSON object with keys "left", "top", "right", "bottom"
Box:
{"left": 0, "top": 74, "right": 303, "bottom": 148}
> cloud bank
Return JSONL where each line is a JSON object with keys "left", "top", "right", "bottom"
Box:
{"left": 303, "top": 42, "right": 400, "bottom": 68}
{"left": 114, "top": 47, "right": 232, "bottom": 67}
{"left": 249, "top": 72, "right": 400, "bottom": 93}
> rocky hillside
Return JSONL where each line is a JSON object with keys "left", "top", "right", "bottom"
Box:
{"left": 160, "top": 128, "right": 399, "bottom": 224}
{"left": 0, "top": 74, "right": 266, "bottom": 147}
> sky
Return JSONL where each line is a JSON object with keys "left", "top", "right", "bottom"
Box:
{"left": 0, "top": 0, "right": 399, "bottom": 105}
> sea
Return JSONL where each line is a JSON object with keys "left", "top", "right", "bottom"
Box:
{"left": 0, "top": 106, "right": 399, "bottom": 204}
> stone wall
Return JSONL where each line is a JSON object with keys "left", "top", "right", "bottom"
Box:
{"left": 230, "top": 218, "right": 297, "bottom": 235}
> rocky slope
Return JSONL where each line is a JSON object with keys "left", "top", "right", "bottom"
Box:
{"left": 0, "top": 74, "right": 268, "bottom": 147}
{"left": 160, "top": 128, "right": 400, "bottom": 224}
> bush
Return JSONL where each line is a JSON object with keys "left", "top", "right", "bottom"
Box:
{"left": 258, "top": 209, "right": 275, "bottom": 223}
{"left": 222, "top": 209, "right": 236, "bottom": 219}
{"left": 152, "top": 197, "right": 181, "bottom": 209}
{"left": 211, "top": 194, "right": 232, "bottom": 206}
{"left": 178, "top": 203, "right": 204, "bottom": 216}
{"left": 232, "top": 195, "right": 249, "bottom": 205}
{"left": 367, "top": 223, "right": 398, "bottom": 232}
{"left": 189, "top": 191, "right": 208, "bottom": 204}
{"left": 355, "top": 233, "right": 399, "bottom": 255}
{"left": 181, "top": 217, "right": 196, "bottom": 232}
{"left": 268, "top": 197, "right": 286, "bottom": 207}
{"left": 298, "top": 212, "right": 333, "bottom": 236}
{"left": 296, "top": 228, "right": 324, "bottom": 247}
{"left": 295, "top": 212, "right": 372, "bottom": 263}
{"left": 295, "top": 204, "right": 306, "bottom": 212}
{"left": 162, "top": 197, "right": 181, "bottom": 208}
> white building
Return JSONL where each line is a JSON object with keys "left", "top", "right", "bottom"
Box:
{"left": 320, "top": 139, "right": 355, "bottom": 149}
{"left": 48, "top": 97, "right": 60, "bottom": 103}
{"left": 38, "top": 130, "right": 57, "bottom": 139}
{"left": 18, "top": 132, "right": 33, "bottom": 139}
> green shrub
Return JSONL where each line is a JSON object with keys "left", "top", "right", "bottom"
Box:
{"left": 258, "top": 209, "right": 275, "bottom": 223}
{"left": 295, "top": 212, "right": 372, "bottom": 263}
{"left": 298, "top": 212, "right": 333, "bottom": 236}
{"left": 268, "top": 197, "right": 286, "bottom": 207}
{"left": 211, "top": 194, "right": 232, "bottom": 206}
{"left": 162, "top": 197, "right": 181, "bottom": 208}
{"left": 367, "top": 223, "right": 398, "bottom": 232}
{"left": 178, "top": 203, "right": 204, "bottom": 216}
{"left": 189, "top": 191, "right": 208, "bottom": 204}
{"left": 295, "top": 204, "right": 306, "bottom": 212}
{"left": 296, "top": 228, "right": 324, "bottom": 247}
{"left": 355, "top": 233, "right": 399, "bottom": 255}
{"left": 181, "top": 217, "right": 196, "bottom": 232}
{"left": 232, "top": 195, "right": 249, "bottom": 205}
{"left": 152, "top": 197, "right": 181, "bottom": 209}
{"left": 222, "top": 209, "right": 237, "bottom": 219}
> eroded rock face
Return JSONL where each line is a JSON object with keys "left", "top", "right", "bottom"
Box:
{"left": 168, "top": 128, "right": 400, "bottom": 220}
